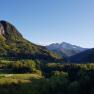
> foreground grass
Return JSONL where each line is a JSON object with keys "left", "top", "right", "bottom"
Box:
{"left": 0, "top": 73, "right": 42, "bottom": 85}
{"left": 0, "top": 73, "right": 45, "bottom": 94}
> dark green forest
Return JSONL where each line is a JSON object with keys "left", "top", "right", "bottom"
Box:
{"left": 0, "top": 60, "right": 94, "bottom": 94}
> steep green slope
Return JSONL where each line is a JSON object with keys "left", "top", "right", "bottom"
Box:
{"left": 0, "top": 20, "right": 61, "bottom": 61}
{"left": 69, "top": 48, "right": 94, "bottom": 63}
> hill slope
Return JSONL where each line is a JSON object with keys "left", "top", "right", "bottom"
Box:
{"left": 69, "top": 48, "right": 94, "bottom": 63}
{"left": 0, "top": 20, "right": 61, "bottom": 61}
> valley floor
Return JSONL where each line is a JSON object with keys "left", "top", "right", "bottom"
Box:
{"left": 0, "top": 60, "right": 94, "bottom": 94}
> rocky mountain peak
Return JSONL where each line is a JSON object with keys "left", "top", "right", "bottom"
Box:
{"left": 0, "top": 20, "right": 23, "bottom": 41}
{"left": 0, "top": 22, "right": 5, "bottom": 35}
{"left": 46, "top": 42, "right": 87, "bottom": 57}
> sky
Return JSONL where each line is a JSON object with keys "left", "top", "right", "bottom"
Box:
{"left": 0, "top": 0, "right": 94, "bottom": 48}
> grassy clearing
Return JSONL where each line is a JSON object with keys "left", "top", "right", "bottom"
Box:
{"left": 0, "top": 73, "right": 42, "bottom": 85}
{"left": 12, "top": 74, "right": 42, "bottom": 79}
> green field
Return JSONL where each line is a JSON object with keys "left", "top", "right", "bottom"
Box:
{"left": 0, "top": 74, "right": 42, "bottom": 84}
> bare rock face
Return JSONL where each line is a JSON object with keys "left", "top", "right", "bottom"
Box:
{"left": 0, "top": 20, "right": 23, "bottom": 41}
{"left": 0, "top": 23, "right": 5, "bottom": 35}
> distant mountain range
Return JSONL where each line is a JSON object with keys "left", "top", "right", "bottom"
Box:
{"left": 46, "top": 42, "right": 94, "bottom": 63}
{"left": 46, "top": 42, "right": 87, "bottom": 58}
{"left": 0, "top": 20, "right": 94, "bottom": 63}
{"left": 0, "top": 20, "right": 61, "bottom": 62}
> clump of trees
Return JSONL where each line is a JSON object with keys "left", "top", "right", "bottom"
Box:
{"left": 9, "top": 60, "right": 41, "bottom": 74}
{"left": 0, "top": 60, "right": 41, "bottom": 74}
{"left": 0, "top": 62, "right": 94, "bottom": 94}
{"left": 28, "top": 63, "right": 94, "bottom": 94}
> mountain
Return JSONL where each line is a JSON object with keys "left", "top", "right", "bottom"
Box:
{"left": 69, "top": 48, "right": 94, "bottom": 63}
{"left": 0, "top": 20, "right": 61, "bottom": 62}
{"left": 46, "top": 42, "right": 87, "bottom": 58}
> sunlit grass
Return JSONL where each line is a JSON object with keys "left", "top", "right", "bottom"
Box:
{"left": 0, "top": 73, "right": 42, "bottom": 85}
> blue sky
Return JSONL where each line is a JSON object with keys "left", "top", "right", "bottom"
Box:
{"left": 0, "top": 0, "right": 94, "bottom": 48}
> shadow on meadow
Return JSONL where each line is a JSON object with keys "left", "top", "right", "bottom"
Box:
{"left": 0, "top": 76, "right": 94, "bottom": 94}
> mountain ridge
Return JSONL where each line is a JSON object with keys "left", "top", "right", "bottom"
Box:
{"left": 69, "top": 48, "right": 94, "bottom": 63}
{"left": 0, "top": 20, "right": 62, "bottom": 62}
{"left": 46, "top": 42, "right": 87, "bottom": 58}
